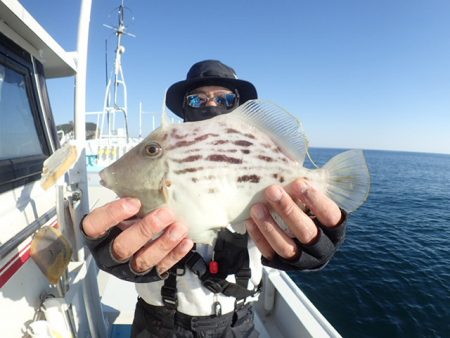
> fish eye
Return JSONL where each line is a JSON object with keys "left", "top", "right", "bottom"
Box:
{"left": 144, "top": 142, "right": 162, "bottom": 157}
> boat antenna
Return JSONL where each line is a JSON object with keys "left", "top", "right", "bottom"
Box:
{"left": 104, "top": 39, "right": 108, "bottom": 86}
{"left": 99, "top": 0, "right": 135, "bottom": 142}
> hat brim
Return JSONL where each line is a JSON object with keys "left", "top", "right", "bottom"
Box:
{"left": 166, "top": 77, "right": 258, "bottom": 118}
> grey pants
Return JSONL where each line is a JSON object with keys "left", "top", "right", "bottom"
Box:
{"left": 131, "top": 298, "right": 259, "bottom": 338}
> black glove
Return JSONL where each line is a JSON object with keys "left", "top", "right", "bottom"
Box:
{"left": 80, "top": 216, "right": 164, "bottom": 283}
{"left": 262, "top": 210, "right": 347, "bottom": 271}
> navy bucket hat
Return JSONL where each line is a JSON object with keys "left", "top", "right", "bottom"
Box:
{"left": 165, "top": 60, "right": 258, "bottom": 118}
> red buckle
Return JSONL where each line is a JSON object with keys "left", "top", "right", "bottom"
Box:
{"left": 209, "top": 260, "right": 219, "bottom": 274}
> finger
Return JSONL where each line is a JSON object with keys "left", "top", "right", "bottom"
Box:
{"left": 156, "top": 238, "right": 194, "bottom": 276}
{"left": 245, "top": 218, "right": 275, "bottom": 260}
{"left": 117, "top": 218, "right": 140, "bottom": 231}
{"left": 250, "top": 203, "right": 299, "bottom": 260}
{"left": 82, "top": 198, "right": 141, "bottom": 238}
{"left": 289, "top": 179, "right": 342, "bottom": 227}
{"left": 265, "top": 185, "right": 318, "bottom": 244}
{"left": 112, "top": 207, "right": 176, "bottom": 262}
{"left": 130, "top": 221, "right": 189, "bottom": 273}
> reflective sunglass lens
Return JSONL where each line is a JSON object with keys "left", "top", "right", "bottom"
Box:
{"left": 186, "top": 93, "right": 237, "bottom": 108}
{"left": 186, "top": 95, "right": 204, "bottom": 108}
{"left": 224, "top": 93, "right": 236, "bottom": 107}
{"left": 214, "top": 96, "right": 227, "bottom": 106}
{"left": 214, "top": 93, "right": 236, "bottom": 108}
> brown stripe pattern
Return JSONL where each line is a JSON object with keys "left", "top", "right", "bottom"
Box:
{"left": 165, "top": 120, "right": 297, "bottom": 196}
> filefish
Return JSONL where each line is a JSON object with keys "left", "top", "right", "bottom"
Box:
{"left": 100, "top": 100, "right": 370, "bottom": 244}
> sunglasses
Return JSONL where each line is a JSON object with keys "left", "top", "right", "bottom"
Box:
{"left": 185, "top": 91, "right": 239, "bottom": 109}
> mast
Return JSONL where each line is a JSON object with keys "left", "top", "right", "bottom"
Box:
{"left": 99, "top": 0, "right": 135, "bottom": 142}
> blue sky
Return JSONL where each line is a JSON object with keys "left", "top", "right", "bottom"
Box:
{"left": 21, "top": 0, "right": 450, "bottom": 154}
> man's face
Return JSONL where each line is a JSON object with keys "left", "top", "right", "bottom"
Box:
{"left": 183, "top": 86, "right": 239, "bottom": 122}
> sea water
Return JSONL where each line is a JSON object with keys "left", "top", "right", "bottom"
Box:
{"left": 291, "top": 149, "right": 450, "bottom": 338}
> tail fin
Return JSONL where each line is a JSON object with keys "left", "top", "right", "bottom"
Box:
{"left": 322, "top": 149, "right": 370, "bottom": 213}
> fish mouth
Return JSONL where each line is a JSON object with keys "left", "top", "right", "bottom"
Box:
{"left": 99, "top": 169, "right": 109, "bottom": 188}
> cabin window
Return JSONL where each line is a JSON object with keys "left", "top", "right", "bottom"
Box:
{"left": 0, "top": 64, "right": 45, "bottom": 159}
{"left": 0, "top": 35, "right": 50, "bottom": 193}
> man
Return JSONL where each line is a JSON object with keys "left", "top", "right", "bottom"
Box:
{"left": 82, "top": 60, "right": 346, "bottom": 337}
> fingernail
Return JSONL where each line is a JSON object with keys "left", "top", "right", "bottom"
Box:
{"left": 180, "top": 239, "right": 194, "bottom": 252}
{"left": 244, "top": 220, "right": 254, "bottom": 230}
{"left": 154, "top": 208, "right": 174, "bottom": 225}
{"left": 251, "top": 204, "right": 267, "bottom": 220}
{"left": 156, "top": 267, "right": 169, "bottom": 279}
{"left": 168, "top": 226, "right": 185, "bottom": 241}
{"left": 124, "top": 198, "right": 141, "bottom": 213}
{"left": 294, "top": 181, "right": 309, "bottom": 195}
{"left": 267, "top": 186, "right": 283, "bottom": 202}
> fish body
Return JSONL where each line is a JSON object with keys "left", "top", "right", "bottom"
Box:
{"left": 100, "top": 100, "right": 370, "bottom": 244}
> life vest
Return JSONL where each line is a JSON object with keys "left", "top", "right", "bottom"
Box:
{"left": 161, "top": 229, "right": 261, "bottom": 315}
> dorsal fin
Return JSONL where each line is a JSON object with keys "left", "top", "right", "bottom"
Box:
{"left": 230, "top": 100, "right": 308, "bottom": 164}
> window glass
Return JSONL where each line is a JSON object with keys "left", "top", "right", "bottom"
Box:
{"left": 0, "top": 63, "right": 44, "bottom": 160}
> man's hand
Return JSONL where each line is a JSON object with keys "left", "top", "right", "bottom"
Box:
{"left": 82, "top": 198, "right": 193, "bottom": 275}
{"left": 246, "top": 178, "right": 342, "bottom": 261}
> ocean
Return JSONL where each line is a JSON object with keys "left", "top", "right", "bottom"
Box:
{"left": 290, "top": 149, "right": 450, "bottom": 338}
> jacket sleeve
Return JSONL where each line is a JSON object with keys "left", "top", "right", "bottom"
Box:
{"left": 261, "top": 210, "right": 347, "bottom": 271}
{"left": 80, "top": 216, "right": 164, "bottom": 283}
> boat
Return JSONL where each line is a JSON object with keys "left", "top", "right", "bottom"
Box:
{"left": 0, "top": 1, "right": 341, "bottom": 337}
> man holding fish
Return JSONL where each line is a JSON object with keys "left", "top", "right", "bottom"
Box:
{"left": 82, "top": 60, "right": 369, "bottom": 337}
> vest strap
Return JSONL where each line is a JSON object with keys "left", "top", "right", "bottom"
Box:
{"left": 161, "top": 230, "right": 259, "bottom": 312}
{"left": 161, "top": 272, "right": 177, "bottom": 310}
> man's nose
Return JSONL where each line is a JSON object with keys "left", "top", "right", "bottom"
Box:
{"left": 205, "top": 98, "right": 218, "bottom": 107}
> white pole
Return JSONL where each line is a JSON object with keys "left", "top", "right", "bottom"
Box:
{"left": 73, "top": 0, "right": 91, "bottom": 257}
{"left": 74, "top": 0, "right": 91, "bottom": 142}
{"left": 73, "top": 0, "right": 91, "bottom": 261}
{"left": 74, "top": 1, "right": 108, "bottom": 337}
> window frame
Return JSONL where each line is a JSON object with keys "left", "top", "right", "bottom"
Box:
{"left": 0, "top": 33, "right": 52, "bottom": 194}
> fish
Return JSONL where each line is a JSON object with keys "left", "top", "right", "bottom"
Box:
{"left": 99, "top": 100, "right": 370, "bottom": 245}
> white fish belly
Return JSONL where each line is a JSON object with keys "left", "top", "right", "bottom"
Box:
{"left": 164, "top": 116, "right": 302, "bottom": 244}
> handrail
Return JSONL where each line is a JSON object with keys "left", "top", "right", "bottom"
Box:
{"left": 0, "top": 207, "right": 56, "bottom": 260}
